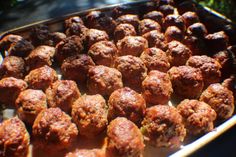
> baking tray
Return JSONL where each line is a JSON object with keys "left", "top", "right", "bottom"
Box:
{"left": 0, "top": 0, "right": 236, "bottom": 157}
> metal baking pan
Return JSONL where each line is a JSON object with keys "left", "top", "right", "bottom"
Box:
{"left": 0, "top": 0, "right": 236, "bottom": 157}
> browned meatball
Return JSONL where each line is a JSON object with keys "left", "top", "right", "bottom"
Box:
{"left": 116, "top": 14, "right": 140, "bottom": 31}
{"left": 24, "top": 65, "right": 58, "bottom": 91}
{"left": 158, "top": 5, "right": 174, "bottom": 17}
{"left": 168, "top": 66, "right": 204, "bottom": 98}
{"left": 184, "top": 35, "right": 207, "bottom": 55}
{"left": 0, "top": 56, "right": 25, "bottom": 79}
{"left": 113, "top": 23, "right": 137, "bottom": 42}
{"left": 187, "top": 23, "right": 208, "bottom": 38}
{"left": 65, "top": 16, "right": 84, "bottom": 29}
{"left": 222, "top": 75, "right": 236, "bottom": 98}
{"left": 186, "top": 55, "right": 221, "bottom": 87}
{"left": 143, "top": 11, "right": 164, "bottom": 26}
{"left": 30, "top": 25, "right": 52, "bottom": 46}
{"left": 182, "top": 11, "right": 199, "bottom": 28}
{"left": 164, "top": 14, "right": 186, "bottom": 32}
{"left": 87, "top": 65, "right": 123, "bottom": 96}
{"left": 25, "top": 45, "right": 55, "bottom": 70}
{"left": 117, "top": 36, "right": 148, "bottom": 56}
{"left": 65, "top": 22, "right": 88, "bottom": 40}
{"left": 106, "top": 117, "right": 144, "bottom": 157}
{"left": 140, "top": 47, "right": 170, "bottom": 72}
{"left": 0, "top": 117, "right": 30, "bottom": 157}
{"left": 142, "top": 70, "right": 172, "bottom": 105}
{"left": 0, "top": 34, "right": 23, "bottom": 51}
{"left": 32, "top": 107, "right": 78, "bottom": 150}
{"left": 114, "top": 55, "right": 147, "bottom": 91}
{"left": 65, "top": 149, "right": 104, "bottom": 157}
{"left": 165, "top": 26, "right": 184, "bottom": 42}
{"left": 72, "top": 94, "right": 107, "bottom": 138}
{"left": 86, "top": 29, "right": 109, "bottom": 48}
{"left": 200, "top": 83, "right": 234, "bottom": 120}
{"left": 88, "top": 41, "right": 117, "bottom": 67}
{"left": 46, "top": 80, "right": 81, "bottom": 113}
{"left": 139, "top": 19, "right": 161, "bottom": 35}
{"left": 108, "top": 87, "right": 146, "bottom": 125}
{"left": 177, "top": 1, "right": 197, "bottom": 15}
{"left": 55, "top": 35, "right": 84, "bottom": 64}
{"left": 177, "top": 99, "right": 216, "bottom": 135}
{"left": 0, "top": 77, "right": 27, "bottom": 106}
{"left": 166, "top": 40, "right": 192, "bottom": 66}
{"left": 142, "top": 105, "right": 186, "bottom": 148}
{"left": 50, "top": 32, "right": 67, "bottom": 46}
{"left": 142, "top": 30, "right": 167, "bottom": 50}
{"left": 61, "top": 54, "right": 95, "bottom": 83}
{"left": 15, "top": 89, "right": 47, "bottom": 125}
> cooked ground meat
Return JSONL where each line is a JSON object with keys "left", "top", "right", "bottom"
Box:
{"left": 116, "top": 14, "right": 140, "bottom": 31}
{"left": 65, "top": 22, "right": 88, "bottom": 40}
{"left": 86, "top": 29, "right": 109, "bottom": 48}
{"left": 165, "top": 26, "right": 184, "bottom": 42}
{"left": 222, "top": 75, "right": 236, "bottom": 98}
{"left": 50, "top": 32, "right": 67, "bottom": 46}
{"left": 164, "top": 14, "right": 186, "bottom": 32}
{"left": 30, "top": 25, "right": 52, "bottom": 46}
{"left": 183, "top": 35, "right": 207, "bottom": 55}
{"left": 65, "top": 16, "right": 84, "bottom": 29}
{"left": 182, "top": 11, "right": 199, "bottom": 28}
{"left": 186, "top": 23, "right": 208, "bottom": 38}
{"left": 158, "top": 5, "right": 174, "bottom": 17}
{"left": 139, "top": 19, "right": 161, "bottom": 35}
{"left": 142, "top": 30, "right": 167, "bottom": 50}
{"left": 143, "top": 11, "right": 164, "bottom": 26}
{"left": 113, "top": 23, "right": 137, "bottom": 43}
{"left": 177, "top": 1, "right": 197, "bottom": 15}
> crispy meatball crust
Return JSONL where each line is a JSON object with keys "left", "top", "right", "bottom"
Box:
{"left": 143, "top": 11, "right": 164, "bottom": 25}
{"left": 65, "top": 16, "right": 84, "bottom": 29}
{"left": 140, "top": 47, "right": 170, "bottom": 72}
{"left": 0, "top": 117, "right": 30, "bottom": 157}
{"left": 108, "top": 87, "right": 146, "bottom": 125}
{"left": 30, "top": 25, "right": 52, "bottom": 46}
{"left": 88, "top": 41, "right": 117, "bottom": 67}
{"left": 200, "top": 83, "right": 234, "bottom": 120}
{"left": 87, "top": 65, "right": 123, "bottom": 96}
{"left": 164, "top": 14, "right": 186, "bottom": 32}
{"left": 0, "top": 77, "right": 27, "bottom": 106}
{"left": 177, "top": 99, "right": 216, "bottom": 135}
{"left": 113, "top": 23, "right": 137, "bottom": 42}
{"left": 182, "top": 11, "right": 199, "bottom": 28}
{"left": 142, "top": 105, "right": 186, "bottom": 148}
{"left": 50, "top": 32, "right": 67, "bottom": 46}
{"left": 114, "top": 55, "right": 147, "bottom": 91}
{"left": 46, "top": 80, "right": 81, "bottom": 113}
{"left": 0, "top": 34, "right": 23, "bottom": 51}
{"left": 65, "top": 149, "right": 104, "bottom": 157}
{"left": 165, "top": 26, "right": 184, "bottom": 42}
{"left": 142, "top": 30, "right": 167, "bottom": 50}
{"left": 32, "top": 107, "right": 78, "bottom": 150}
{"left": 186, "top": 23, "right": 208, "bottom": 38}
{"left": 24, "top": 65, "right": 58, "bottom": 91}
{"left": 116, "top": 14, "right": 140, "bottom": 31}
{"left": 158, "top": 5, "right": 174, "bottom": 17}
{"left": 106, "top": 117, "right": 145, "bottom": 157}
{"left": 139, "top": 19, "right": 161, "bottom": 35}
{"left": 117, "top": 36, "right": 148, "bottom": 57}
{"left": 0, "top": 56, "right": 25, "bottom": 79}
{"left": 168, "top": 66, "right": 204, "bottom": 98}
{"left": 86, "top": 29, "right": 109, "bottom": 48}
{"left": 72, "top": 94, "right": 108, "bottom": 138}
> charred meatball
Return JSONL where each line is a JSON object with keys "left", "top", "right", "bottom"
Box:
{"left": 116, "top": 14, "right": 140, "bottom": 31}
{"left": 165, "top": 26, "right": 184, "bottom": 42}
{"left": 0, "top": 117, "right": 30, "bottom": 157}
{"left": 143, "top": 11, "right": 164, "bottom": 26}
{"left": 114, "top": 55, "right": 147, "bottom": 91}
{"left": 108, "top": 87, "right": 146, "bottom": 125}
{"left": 139, "top": 19, "right": 161, "bottom": 35}
{"left": 0, "top": 56, "right": 25, "bottom": 79}
{"left": 106, "top": 117, "right": 144, "bottom": 157}
{"left": 113, "top": 23, "right": 137, "bottom": 42}
{"left": 182, "top": 11, "right": 199, "bottom": 28}
{"left": 142, "top": 105, "right": 186, "bottom": 148}
{"left": 0, "top": 77, "right": 27, "bottom": 106}
{"left": 166, "top": 40, "right": 192, "bottom": 66}
{"left": 72, "top": 94, "right": 107, "bottom": 138}
{"left": 25, "top": 45, "right": 55, "bottom": 70}
{"left": 142, "top": 30, "right": 167, "bottom": 50}
{"left": 61, "top": 54, "right": 95, "bottom": 83}
{"left": 46, "top": 80, "right": 81, "bottom": 113}
{"left": 30, "top": 25, "right": 52, "bottom": 46}
{"left": 164, "top": 14, "right": 186, "bottom": 32}
{"left": 65, "top": 149, "right": 104, "bottom": 157}
{"left": 187, "top": 23, "right": 208, "bottom": 38}
{"left": 200, "top": 83, "right": 234, "bottom": 120}
{"left": 158, "top": 5, "right": 174, "bottom": 17}
{"left": 50, "top": 32, "right": 67, "bottom": 46}
{"left": 186, "top": 55, "right": 221, "bottom": 87}
{"left": 32, "top": 107, "right": 78, "bottom": 150}
{"left": 168, "top": 66, "right": 204, "bottom": 98}
{"left": 117, "top": 36, "right": 148, "bottom": 57}
{"left": 140, "top": 47, "right": 170, "bottom": 72}
{"left": 142, "top": 70, "right": 172, "bottom": 105}
{"left": 65, "top": 16, "right": 84, "bottom": 29}
{"left": 24, "top": 65, "right": 58, "bottom": 91}
{"left": 177, "top": 99, "right": 216, "bottom": 135}
{"left": 15, "top": 89, "right": 47, "bottom": 125}
{"left": 87, "top": 65, "right": 123, "bottom": 96}
{"left": 86, "top": 29, "right": 109, "bottom": 48}
{"left": 88, "top": 41, "right": 117, "bottom": 67}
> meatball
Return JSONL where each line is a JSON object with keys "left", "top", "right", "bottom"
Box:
{"left": 0, "top": 77, "right": 27, "bottom": 106}
{"left": 140, "top": 47, "right": 170, "bottom": 72}
{"left": 72, "top": 94, "right": 107, "bottom": 138}
{"left": 106, "top": 117, "right": 144, "bottom": 157}
{"left": 166, "top": 40, "right": 192, "bottom": 66}
{"left": 177, "top": 99, "right": 216, "bottom": 135}
{"left": 142, "top": 105, "right": 186, "bottom": 148}
{"left": 182, "top": 11, "right": 199, "bottom": 28}
{"left": 177, "top": 1, "right": 197, "bottom": 15}
{"left": 65, "top": 149, "right": 104, "bottom": 157}
{"left": 15, "top": 89, "right": 47, "bottom": 125}
{"left": 186, "top": 55, "right": 221, "bottom": 87}
{"left": 116, "top": 14, "right": 140, "bottom": 31}
{"left": 113, "top": 23, "right": 137, "bottom": 43}
{"left": 0, "top": 117, "right": 30, "bottom": 157}
{"left": 187, "top": 23, "right": 208, "bottom": 38}
{"left": 50, "top": 32, "right": 67, "bottom": 46}
{"left": 165, "top": 26, "right": 184, "bottom": 42}
{"left": 158, "top": 5, "right": 174, "bottom": 17}
{"left": 32, "top": 107, "right": 78, "bottom": 150}
{"left": 87, "top": 65, "right": 123, "bottom": 96}
{"left": 86, "top": 29, "right": 109, "bottom": 48}
{"left": 0, "top": 56, "right": 25, "bottom": 79}
{"left": 139, "top": 19, "right": 161, "bottom": 35}
{"left": 88, "top": 41, "right": 117, "bottom": 67}
{"left": 142, "top": 30, "right": 167, "bottom": 50}
{"left": 117, "top": 36, "right": 148, "bottom": 57}
{"left": 142, "top": 70, "right": 172, "bottom": 105}
{"left": 222, "top": 75, "right": 236, "bottom": 98}
{"left": 114, "top": 55, "right": 147, "bottom": 91}
{"left": 65, "top": 22, "right": 88, "bottom": 39}
{"left": 61, "top": 54, "right": 95, "bottom": 82}
{"left": 25, "top": 45, "right": 55, "bottom": 70}
{"left": 65, "top": 16, "right": 84, "bottom": 29}
{"left": 30, "top": 25, "right": 52, "bottom": 46}
{"left": 55, "top": 35, "right": 84, "bottom": 64}
{"left": 143, "top": 11, "right": 164, "bottom": 25}
{"left": 24, "top": 65, "right": 58, "bottom": 91}
{"left": 108, "top": 87, "right": 146, "bottom": 125}
{"left": 0, "top": 34, "right": 22, "bottom": 51}
{"left": 164, "top": 14, "right": 186, "bottom": 32}
{"left": 184, "top": 35, "right": 207, "bottom": 55}
{"left": 168, "top": 66, "right": 204, "bottom": 98}
{"left": 46, "top": 80, "right": 81, "bottom": 113}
